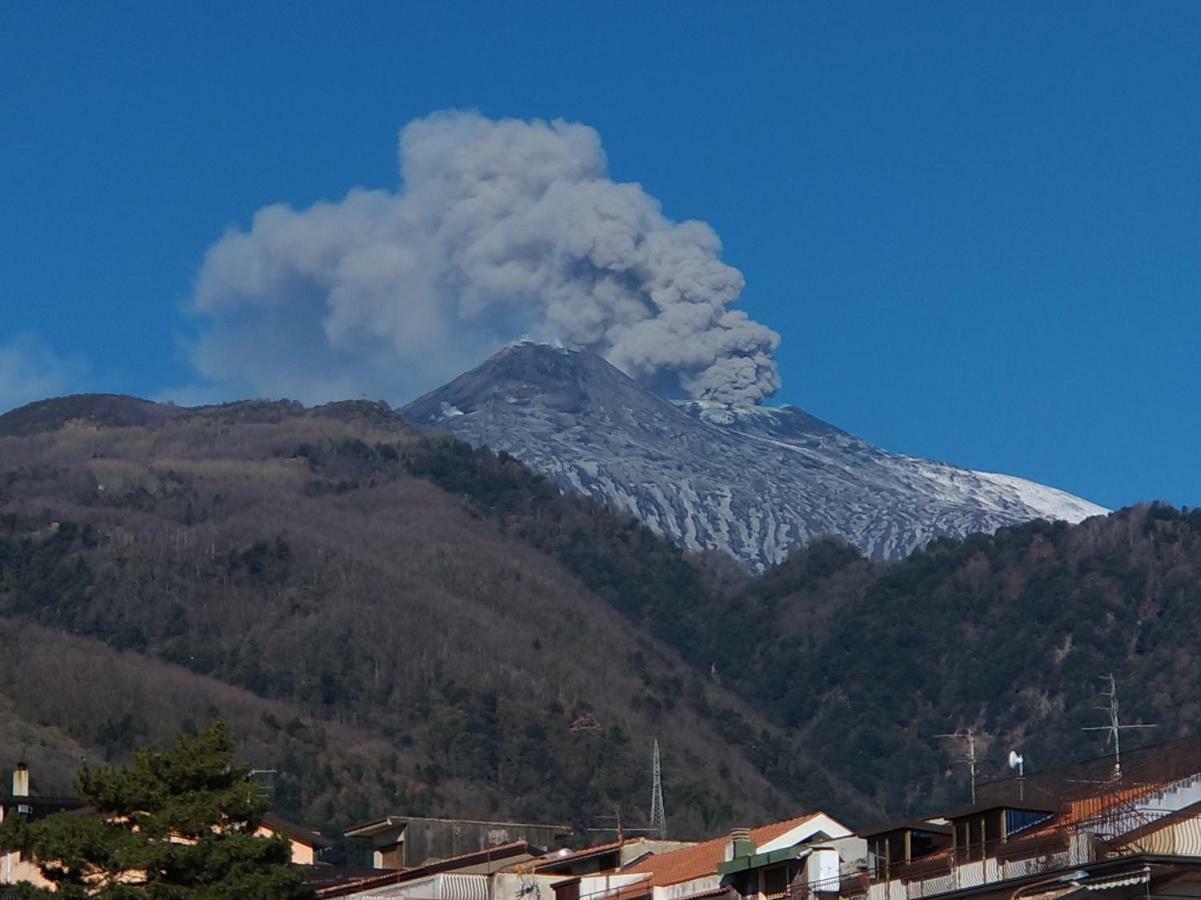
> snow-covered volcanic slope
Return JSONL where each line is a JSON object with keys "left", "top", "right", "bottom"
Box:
{"left": 403, "top": 343, "right": 1107, "bottom": 568}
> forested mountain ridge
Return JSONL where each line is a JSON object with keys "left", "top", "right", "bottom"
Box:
{"left": 0, "top": 395, "right": 861, "bottom": 847}
{"left": 706, "top": 507, "right": 1201, "bottom": 815}
{"left": 1, "top": 394, "right": 1197, "bottom": 846}
{"left": 388, "top": 412, "right": 1201, "bottom": 818}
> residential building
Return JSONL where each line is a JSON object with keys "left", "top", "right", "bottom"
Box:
{"left": 534, "top": 838, "right": 698, "bottom": 878}
{"left": 258, "top": 812, "right": 334, "bottom": 866}
{"left": 556, "top": 813, "right": 864, "bottom": 900}
{"left": 344, "top": 814, "right": 573, "bottom": 870}
{"left": 0, "top": 763, "right": 83, "bottom": 890}
{"left": 314, "top": 838, "right": 553, "bottom": 898}
{"left": 856, "top": 739, "right": 1201, "bottom": 900}
{"left": 323, "top": 814, "right": 862, "bottom": 900}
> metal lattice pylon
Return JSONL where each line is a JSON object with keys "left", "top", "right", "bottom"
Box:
{"left": 649, "top": 739, "right": 667, "bottom": 839}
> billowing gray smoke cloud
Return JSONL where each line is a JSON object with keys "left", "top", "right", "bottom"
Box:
{"left": 191, "top": 111, "right": 781, "bottom": 404}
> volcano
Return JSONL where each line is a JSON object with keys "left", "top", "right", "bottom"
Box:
{"left": 403, "top": 342, "right": 1106, "bottom": 567}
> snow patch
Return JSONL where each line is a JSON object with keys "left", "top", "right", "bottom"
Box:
{"left": 967, "top": 470, "right": 1108, "bottom": 523}
{"left": 404, "top": 345, "right": 1111, "bottom": 568}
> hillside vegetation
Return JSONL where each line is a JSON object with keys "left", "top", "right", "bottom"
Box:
{"left": 706, "top": 510, "right": 1201, "bottom": 814}
{"left": 0, "top": 396, "right": 841, "bottom": 850}
{"left": 388, "top": 423, "right": 1201, "bottom": 818}
{"left": 1, "top": 395, "right": 1197, "bottom": 843}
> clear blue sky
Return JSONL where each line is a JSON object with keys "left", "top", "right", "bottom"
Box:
{"left": 2, "top": 1, "right": 1199, "bottom": 510}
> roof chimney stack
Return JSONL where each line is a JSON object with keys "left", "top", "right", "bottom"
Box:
{"left": 13, "top": 763, "right": 29, "bottom": 798}
{"left": 725, "top": 827, "right": 754, "bottom": 862}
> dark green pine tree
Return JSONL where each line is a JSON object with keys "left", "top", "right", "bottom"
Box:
{"left": 0, "top": 721, "right": 306, "bottom": 898}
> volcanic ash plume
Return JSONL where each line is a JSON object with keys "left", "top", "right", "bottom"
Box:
{"left": 192, "top": 111, "right": 781, "bottom": 404}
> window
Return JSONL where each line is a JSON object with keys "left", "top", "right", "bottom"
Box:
{"left": 1004, "top": 809, "right": 1051, "bottom": 837}
{"left": 763, "top": 866, "right": 789, "bottom": 897}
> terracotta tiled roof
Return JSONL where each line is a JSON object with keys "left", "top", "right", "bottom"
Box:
{"left": 1002, "top": 777, "right": 1185, "bottom": 846}
{"left": 622, "top": 815, "right": 817, "bottom": 888}
{"left": 679, "top": 888, "right": 736, "bottom": 900}
{"left": 609, "top": 881, "right": 653, "bottom": 900}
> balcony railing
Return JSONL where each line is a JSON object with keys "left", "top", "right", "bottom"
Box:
{"left": 865, "top": 809, "right": 1201, "bottom": 900}
{"left": 786, "top": 870, "right": 870, "bottom": 900}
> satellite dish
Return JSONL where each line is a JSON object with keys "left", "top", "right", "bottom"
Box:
{"left": 1008, "top": 750, "right": 1025, "bottom": 775}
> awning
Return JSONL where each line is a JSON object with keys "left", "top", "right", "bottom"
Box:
{"left": 1079, "top": 868, "right": 1151, "bottom": 892}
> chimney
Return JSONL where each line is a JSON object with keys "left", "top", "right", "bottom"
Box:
{"left": 725, "top": 827, "right": 754, "bottom": 862}
{"left": 12, "top": 763, "right": 29, "bottom": 798}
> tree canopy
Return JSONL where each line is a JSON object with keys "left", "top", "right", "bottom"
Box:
{"left": 0, "top": 721, "right": 305, "bottom": 898}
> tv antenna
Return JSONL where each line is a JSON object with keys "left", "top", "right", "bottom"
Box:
{"left": 247, "top": 768, "right": 278, "bottom": 800}
{"left": 590, "top": 803, "right": 663, "bottom": 841}
{"left": 935, "top": 730, "right": 979, "bottom": 803}
{"left": 649, "top": 739, "right": 667, "bottom": 839}
{"left": 1081, "top": 673, "right": 1156, "bottom": 780}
